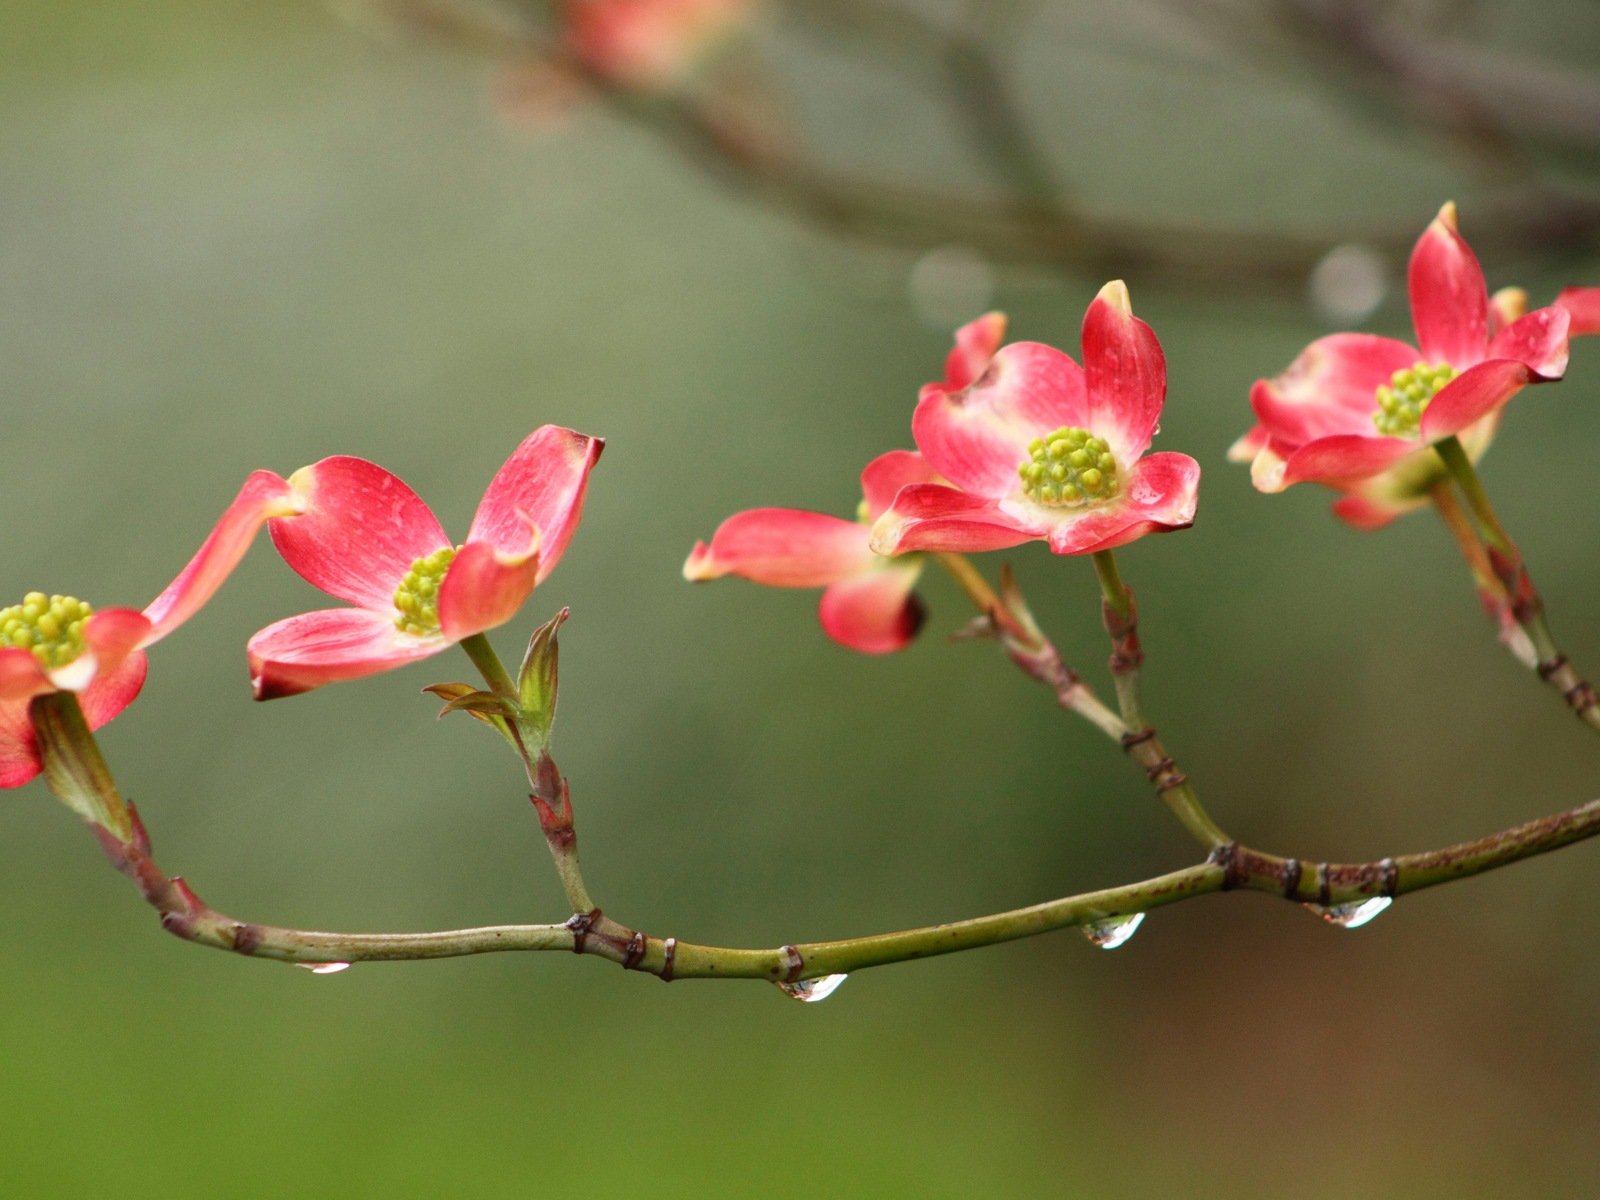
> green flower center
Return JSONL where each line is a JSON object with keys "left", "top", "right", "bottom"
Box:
{"left": 393, "top": 547, "right": 458, "bottom": 637}
{"left": 0, "top": 593, "right": 94, "bottom": 669}
{"left": 1017, "top": 427, "right": 1121, "bottom": 508}
{"left": 1373, "top": 361, "right": 1458, "bottom": 438}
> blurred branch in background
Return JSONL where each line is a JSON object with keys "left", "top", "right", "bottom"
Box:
{"left": 336, "top": 0, "right": 1600, "bottom": 303}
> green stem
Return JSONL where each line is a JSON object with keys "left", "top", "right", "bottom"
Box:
{"left": 459, "top": 632, "right": 517, "bottom": 698}
{"left": 1090, "top": 549, "right": 1230, "bottom": 850}
{"left": 1091, "top": 549, "right": 1144, "bottom": 730}
{"left": 934, "top": 553, "right": 1126, "bottom": 741}
{"left": 933, "top": 552, "right": 1025, "bottom": 639}
{"left": 30, "top": 692, "right": 134, "bottom": 842}
{"left": 84, "top": 775, "right": 1600, "bottom": 979}
{"left": 1433, "top": 438, "right": 1600, "bottom": 731}
{"left": 458, "top": 631, "right": 598, "bottom": 914}
{"left": 1434, "top": 436, "right": 1515, "bottom": 555}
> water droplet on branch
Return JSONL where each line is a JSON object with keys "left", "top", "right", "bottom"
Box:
{"left": 776, "top": 973, "right": 849, "bottom": 1002}
{"left": 1080, "top": 912, "right": 1144, "bottom": 949}
{"left": 1305, "top": 897, "right": 1391, "bottom": 928}
{"left": 295, "top": 961, "right": 352, "bottom": 975}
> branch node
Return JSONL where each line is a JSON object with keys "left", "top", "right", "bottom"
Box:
{"left": 1120, "top": 727, "right": 1157, "bottom": 752}
{"left": 1209, "top": 841, "right": 1243, "bottom": 890}
{"left": 622, "top": 931, "right": 648, "bottom": 970}
{"left": 566, "top": 907, "right": 602, "bottom": 955}
{"left": 778, "top": 944, "right": 805, "bottom": 984}
{"left": 659, "top": 937, "right": 677, "bottom": 983}
{"left": 1379, "top": 856, "right": 1400, "bottom": 897}
{"left": 1316, "top": 863, "right": 1333, "bottom": 908}
{"left": 1281, "top": 857, "right": 1303, "bottom": 900}
{"left": 1538, "top": 655, "right": 1570, "bottom": 681}
{"left": 229, "top": 923, "right": 263, "bottom": 956}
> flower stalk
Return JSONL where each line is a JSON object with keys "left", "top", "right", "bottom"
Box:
{"left": 459, "top": 623, "right": 599, "bottom": 916}
{"left": 1434, "top": 436, "right": 1600, "bottom": 731}
{"left": 1091, "top": 549, "right": 1230, "bottom": 851}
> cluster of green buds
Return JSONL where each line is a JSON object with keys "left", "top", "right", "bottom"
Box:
{"left": 1018, "top": 427, "right": 1120, "bottom": 507}
{"left": 393, "top": 547, "right": 459, "bottom": 636}
{"left": 1373, "top": 361, "right": 1458, "bottom": 438}
{"left": 0, "top": 592, "right": 94, "bottom": 668}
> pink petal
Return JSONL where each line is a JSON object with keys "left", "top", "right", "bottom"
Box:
{"left": 1251, "top": 334, "right": 1419, "bottom": 447}
{"left": 943, "top": 312, "right": 1008, "bottom": 390}
{"left": 817, "top": 561, "right": 926, "bottom": 654}
{"left": 868, "top": 483, "right": 1040, "bottom": 556}
{"left": 437, "top": 531, "right": 542, "bottom": 642}
{"left": 468, "top": 426, "right": 604, "bottom": 586}
{"left": 82, "top": 608, "right": 154, "bottom": 682}
{"left": 80, "top": 649, "right": 149, "bottom": 733}
{"left": 248, "top": 608, "right": 447, "bottom": 700}
{"left": 1081, "top": 281, "right": 1164, "bottom": 461}
{"left": 1278, "top": 434, "right": 1418, "bottom": 489}
{"left": 1486, "top": 305, "right": 1570, "bottom": 378}
{"left": 912, "top": 342, "right": 1089, "bottom": 498}
{"left": 270, "top": 458, "right": 450, "bottom": 612}
{"left": 1227, "top": 424, "right": 1269, "bottom": 463}
{"left": 0, "top": 649, "right": 52, "bottom": 703}
{"left": 1408, "top": 203, "right": 1489, "bottom": 368}
{"left": 1043, "top": 452, "right": 1200, "bottom": 555}
{"left": 1558, "top": 287, "right": 1600, "bottom": 336}
{"left": 1417, "top": 358, "right": 1536, "bottom": 442}
{"left": 0, "top": 651, "right": 147, "bottom": 789}
{"left": 683, "top": 508, "right": 875, "bottom": 587}
{"left": 141, "top": 471, "right": 306, "bottom": 646}
{"left": 0, "top": 698, "right": 40, "bottom": 788}
{"left": 859, "top": 450, "right": 939, "bottom": 522}
{"left": 1330, "top": 493, "right": 1409, "bottom": 531}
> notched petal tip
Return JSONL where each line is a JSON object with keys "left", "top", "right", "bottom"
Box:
{"left": 1249, "top": 445, "right": 1289, "bottom": 493}
{"left": 1095, "top": 279, "right": 1132, "bottom": 315}
{"left": 682, "top": 540, "right": 722, "bottom": 581}
{"left": 1227, "top": 425, "right": 1268, "bottom": 463}
{"left": 1489, "top": 287, "right": 1528, "bottom": 337}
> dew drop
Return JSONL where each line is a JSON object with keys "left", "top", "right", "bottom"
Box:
{"left": 1080, "top": 912, "right": 1144, "bottom": 949}
{"left": 775, "top": 973, "right": 848, "bottom": 1002}
{"left": 1305, "top": 896, "right": 1391, "bottom": 928}
{"left": 295, "top": 961, "right": 352, "bottom": 974}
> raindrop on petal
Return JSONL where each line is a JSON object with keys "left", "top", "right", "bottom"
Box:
{"left": 1080, "top": 912, "right": 1144, "bottom": 949}
{"left": 775, "top": 973, "right": 849, "bottom": 1002}
{"left": 296, "top": 961, "right": 352, "bottom": 974}
{"left": 1305, "top": 897, "right": 1391, "bottom": 928}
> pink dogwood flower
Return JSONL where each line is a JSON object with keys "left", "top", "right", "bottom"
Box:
{"left": 683, "top": 450, "right": 939, "bottom": 654}
{"left": 0, "top": 471, "right": 303, "bottom": 788}
{"left": 248, "top": 426, "right": 603, "bottom": 699}
{"left": 1235, "top": 203, "right": 1571, "bottom": 528}
{"left": 870, "top": 283, "right": 1199, "bottom": 558}
{"left": 564, "top": 0, "right": 750, "bottom": 90}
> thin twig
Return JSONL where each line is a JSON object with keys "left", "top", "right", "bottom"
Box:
{"left": 1435, "top": 437, "right": 1600, "bottom": 732}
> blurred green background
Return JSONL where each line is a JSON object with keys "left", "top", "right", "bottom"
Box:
{"left": 4, "top": 2, "right": 1600, "bottom": 1196}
